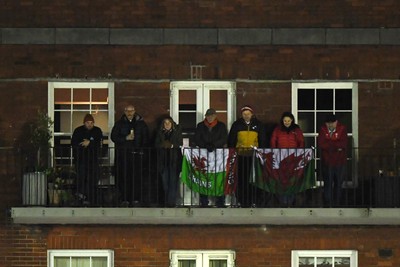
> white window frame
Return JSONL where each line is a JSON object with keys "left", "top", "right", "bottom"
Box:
{"left": 48, "top": 249, "right": 114, "bottom": 267}
{"left": 48, "top": 81, "right": 115, "bottom": 164}
{"left": 170, "top": 250, "right": 235, "bottom": 267}
{"left": 48, "top": 81, "right": 115, "bottom": 147}
{"left": 292, "top": 250, "right": 358, "bottom": 267}
{"left": 292, "top": 82, "right": 359, "bottom": 187}
{"left": 170, "top": 81, "right": 236, "bottom": 129}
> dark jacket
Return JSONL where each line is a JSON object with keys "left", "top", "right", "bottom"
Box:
{"left": 71, "top": 125, "right": 103, "bottom": 163}
{"left": 194, "top": 120, "right": 227, "bottom": 149}
{"left": 318, "top": 121, "right": 348, "bottom": 166}
{"left": 154, "top": 119, "right": 183, "bottom": 173}
{"left": 228, "top": 117, "right": 266, "bottom": 149}
{"left": 111, "top": 113, "right": 149, "bottom": 148}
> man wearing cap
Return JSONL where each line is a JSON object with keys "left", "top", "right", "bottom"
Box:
{"left": 71, "top": 113, "right": 103, "bottom": 206}
{"left": 194, "top": 108, "right": 228, "bottom": 207}
{"left": 318, "top": 114, "right": 348, "bottom": 207}
{"left": 228, "top": 105, "right": 266, "bottom": 207}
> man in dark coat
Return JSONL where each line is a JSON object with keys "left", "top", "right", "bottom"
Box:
{"left": 111, "top": 105, "right": 149, "bottom": 206}
{"left": 71, "top": 113, "right": 103, "bottom": 206}
{"left": 194, "top": 108, "right": 228, "bottom": 207}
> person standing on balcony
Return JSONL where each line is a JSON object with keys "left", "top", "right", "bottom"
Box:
{"left": 318, "top": 114, "right": 348, "bottom": 207}
{"left": 111, "top": 104, "right": 149, "bottom": 206}
{"left": 270, "top": 111, "right": 305, "bottom": 207}
{"left": 194, "top": 108, "right": 228, "bottom": 208}
{"left": 71, "top": 113, "right": 103, "bottom": 206}
{"left": 228, "top": 105, "right": 266, "bottom": 207}
{"left": 155, "top": 116, "right": 183, "bottom": 207}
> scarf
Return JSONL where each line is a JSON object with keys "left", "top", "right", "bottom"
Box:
{"left": 204, "top": 118, "right": 218, "bottom": 128}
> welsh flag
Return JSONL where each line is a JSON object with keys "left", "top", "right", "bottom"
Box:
{"left": 181, "top": 148, "right": 237, "bottom": 196}
{"left": 251, "top": 148, "right": 315, "bottom": 194}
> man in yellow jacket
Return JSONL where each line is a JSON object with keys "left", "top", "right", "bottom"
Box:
{"left": 228, "top": 105, "right": 266, "bottom": 207}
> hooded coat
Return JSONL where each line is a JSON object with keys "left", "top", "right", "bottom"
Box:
{"left": 154, "top": 117, "right": 183, "bottom": 173}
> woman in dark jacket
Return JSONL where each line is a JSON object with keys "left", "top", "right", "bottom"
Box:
{"left": 154, "top": 117, "right": 183, "bottom": 207}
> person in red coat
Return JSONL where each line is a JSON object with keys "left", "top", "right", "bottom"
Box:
{"left": 270, "top": 112, "right": 305, "bottom": 149}
{"left": 270, "top": 112, "right": 305, "bottom": 207}
{"left": 317, "top": 114, "right": 348, "bottom": 207}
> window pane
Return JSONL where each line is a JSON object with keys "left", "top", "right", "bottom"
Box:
{"left": 72, "top": 257, "right": 90, "bottom": 267}
{"left": 54, "top": 257, "right": 70, "bottom": 267}
{"left": 92, "top": 257, "right": 108, "bottom": 267}
{"left": 209, "top": 90, "right": 227, "bottom": 111}
{"left": 299, "top": 256, "right": 314, "bottom": 267}
{"left": 335, "top": 257, "right": 351, "bottom": 267}
{"left": 317, "top": 89, "right": 333, "bottom": 110}
{"left": 298, "top": 89, "right": 315, "bottom": 110}
{"left": 93, "top": 111, "right": 109, "bottom": 135}
{"left": 55, "top": 89, "right": 72, "bottom": 104}
{"left": 73, "top": 89, "right": 90, "bottom": 102}
{"left": 92, "top": 89, "right": 108, "bottom": 103}
{"left": 335, "top": 112, "right": 352, "bottom": 133}
{"left": 335, "top": 89, "right": 352, "bottom": 110}
{"left": 55, "top": 104, "right": 72, "bottom": 110}
{"left": 56, "top": 111, "right": 72, "bottom": 133}
{"left": 73, "top": 89, "right": 90, "bottom": 110}
{"left": 178, "top": 260, "right": 196, "bottom": 267}
{"left": 316, "top": 112, "right": 331, "bottom": 131}
{"left": 179, "top": 111, "right": 197, "bottom": 145}
{"left": 304, "top": 137, "right": 316, "bottom": 149}
{"left": 317, "top": 257, "right": 332, "bottom": 267}
{"left": 298, "top": 112, "right": 314, "bottom": 133}
{"left": 179, "top": 90, "right": 197, "bottom": 106}
{"left": 210, "top": 259, "right": 227, "bottom": 267}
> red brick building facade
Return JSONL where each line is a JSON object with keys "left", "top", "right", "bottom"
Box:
{"left": 1, "top": 1, "right": 400, "bottom": 266}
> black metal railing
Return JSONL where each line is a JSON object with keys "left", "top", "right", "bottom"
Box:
{"left": 3, "top": 146, "right": 400, "bottom": 208}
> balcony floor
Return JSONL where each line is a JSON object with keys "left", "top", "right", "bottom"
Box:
{"left": 10, "top": 207, "right": 400, "bottom": 225}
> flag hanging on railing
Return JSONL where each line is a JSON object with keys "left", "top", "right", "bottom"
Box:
{"left": 251, "top": 148, "right": 315, "bottom": 194}
{"left": 181, "top": 148, "right": 238, "bottom": 196}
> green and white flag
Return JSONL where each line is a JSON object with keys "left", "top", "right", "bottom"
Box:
{"left": 181, "top": 148, "right": 236, "bottom": 196}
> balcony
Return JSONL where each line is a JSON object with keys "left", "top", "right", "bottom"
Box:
{"left": 5, "top": 146, "right": 400, "bottom": 225}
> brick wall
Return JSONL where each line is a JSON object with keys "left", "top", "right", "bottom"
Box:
{"left": 1, "top": 224, "right": 399, "bottom": 267}
{"left": 2, "top": 46, "right": 400, "bottom": 80}
{"left": 1, "top": 1, "right": 400, "bottom": 28}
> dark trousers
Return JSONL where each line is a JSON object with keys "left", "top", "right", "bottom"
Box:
{"left": 75, "top": 151, "right": 99, "bottom": 206}
{"left": 116, "top": 149, "right": 145, "bottom": 205}
{"left": 322, "top": 164, "right": 346, "bottom": 206}
{"left": 161, "top": 167, "right": 179, "bottom": 207}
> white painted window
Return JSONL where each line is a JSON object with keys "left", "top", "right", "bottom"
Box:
{"left": 292, "top": 250, "right": 358, "bottom": 267}
{"left": 48, "top": 249, "right": 114, "bottom": 267}
{"left": 170, "top": 250, "right": 235, "bottom": 267}
{"left": 48, "top": 82, "right": 115, "bottom": 165}
{"left": 292, "top": 82, "right": 358, "bottom": 187}
{"left": 170, "top": 81, "right": 236, "bottom": 146}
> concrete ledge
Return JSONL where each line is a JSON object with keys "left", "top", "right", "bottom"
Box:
{"left": 1, "top": 28, "right": 399, "bottom": 45}
{"left": 10, "top": 207, "right": 400, "bottom": 225}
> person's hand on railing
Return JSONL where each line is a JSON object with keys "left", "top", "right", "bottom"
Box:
{"left": 206, "top": 143, "right": 215, "bottom": 152}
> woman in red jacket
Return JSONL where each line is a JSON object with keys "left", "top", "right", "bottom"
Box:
{"left": 270, "top": 112, "right": 304, "bottom": 149}
{"left": 270, "top": 112, "right": 305, "bottom": 206}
